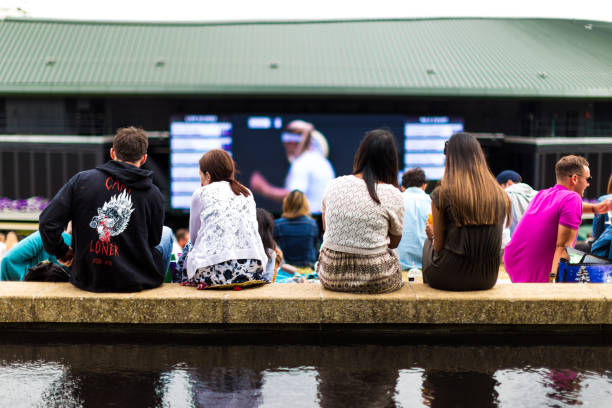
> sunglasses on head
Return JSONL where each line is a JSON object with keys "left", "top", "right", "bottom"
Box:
{"left": 444, "top": 140, "right": 448, "bottom": 155}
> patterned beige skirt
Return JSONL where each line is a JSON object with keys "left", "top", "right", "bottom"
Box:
{"left": 316, "top": 247, "right": 403, "bottom": 294}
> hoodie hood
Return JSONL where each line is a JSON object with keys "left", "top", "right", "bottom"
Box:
{"left": 505, "top": 182, "right": 537, "bottom": 200}
{"left": 96, "top": 160, "right": 153, "bottom": 191}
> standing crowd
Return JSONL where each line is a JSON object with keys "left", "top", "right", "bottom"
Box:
{"left": 1, "top": 125, "right": 610, "bottom": 293}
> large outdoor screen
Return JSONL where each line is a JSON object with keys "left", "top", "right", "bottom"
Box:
{"left": 404, "top": 117, "right": 464, "bottom": 180}
{"left": 170, "top": 114, "right": 463, "bottom": 211}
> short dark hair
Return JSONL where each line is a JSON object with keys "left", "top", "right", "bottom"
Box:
{"left": 555, "top": 155, "right": 589, "bottom": 180}
{"left": 113, "top": 127, "right": 148, "bottom": 162}
{"left": 402, "top": 168, "right": 426, "bottom": 189}
{"left": 353, "top": 129, "right": 399, "bottom": 204}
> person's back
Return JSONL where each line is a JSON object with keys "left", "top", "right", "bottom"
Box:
{"left": 273, "top": 190, "right": 318, "bottom": 267}
{"left": 317, "top": 129, "right": 404, "bottom": 294}
{"left": 39, "top": 127, "right": 167, "bottom": 292}
{"left": 422, "top": 133, "right": 511, "bottom": 291}
{"left": 504, "top": 185, "right": 582, "bottom": 282}
{"left": 397, "top": 168, "right": 431, "bottom": 269}
{"left": 505, "top": 183, "right": 538, "bottom": 235}
{"left": 185, "top": 149, "right": 268, "bottom": 289}
{"left": 274, "top": 216, "right": 318, "bottom": 267}
{"left": 0, "top": 231, "right": 71, "bottom": 281}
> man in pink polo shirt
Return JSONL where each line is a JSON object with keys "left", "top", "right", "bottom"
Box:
{"left": 504, "top": 155, "right": 607, "bottom": 283}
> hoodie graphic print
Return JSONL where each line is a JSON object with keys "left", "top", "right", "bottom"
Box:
{"left": 89, "top": 190, "right": 135, "bottom": 242}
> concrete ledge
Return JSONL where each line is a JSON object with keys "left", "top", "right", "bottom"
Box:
{"left": 0, "top": 282, "right": 610, "bottom": 325}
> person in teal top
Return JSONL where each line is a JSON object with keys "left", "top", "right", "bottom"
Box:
{"left": 0, "top": 231, "right": 72, "bottom": 281}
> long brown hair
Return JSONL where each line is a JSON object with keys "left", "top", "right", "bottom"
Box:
{"left": 353, "top": 129, "right": 399, "bottom": 204}
{"left": 440, "top": 133, "right": 510, "bottom": 226}
{"left": 607, "top": 174, "right": 612, "bottom": 195}
{"left": 199, "top": 149, "right": 250, "bottom": 197}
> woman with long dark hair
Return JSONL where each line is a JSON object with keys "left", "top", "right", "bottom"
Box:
{"left": 423, "top": 132, "right": 511, "bottom": 291}
{"left": 185, "top": 149, "right": 269, "bottom": 289}
{"left": 317, "top": 129, "right": 404, "bottom": 293}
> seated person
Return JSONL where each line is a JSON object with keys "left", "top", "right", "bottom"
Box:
{"left": 174, "top": 228, "right": 189, "bottom": 250}
{"left": 504, "top": 155, "right": 607, "bottom": 283}
{"left": 317, "top": 129, "right": 404, "bottom": 294}
{"left": 423, "top": 133, "right": 511, "bottom": 291}
{"left": 593, "top": 174, "right": 612, "bottom": 241}
{"left": 39, "top": 127, "right": 173, "bottom": 292}
{"left": 496, "top": 170, "right": 538, "bottom": 236}
{"left": 1, "top": 227, "right": 71, "bottom": 281}
{"left": 185, "top": 149, "right": 269, "bottom": 289}
{"left": 273, "top": 190, "right": 319, "bottom": 268}
{"left": 257, "top": 208, "right": 283, "bottom": 282}
{"left": 397, "top": 167, "right": 431, "bottom": 270}
{"left": 591, "top": 224, "right": 612, "bottom": 260}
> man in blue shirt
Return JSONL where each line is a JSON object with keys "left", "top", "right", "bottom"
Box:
{"left": 397, "top": 168, "right": 431, "bottom": 270}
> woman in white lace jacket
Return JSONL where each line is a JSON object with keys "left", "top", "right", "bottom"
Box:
{"left": 185, "top": 149, "right": 268, "bottom": 289}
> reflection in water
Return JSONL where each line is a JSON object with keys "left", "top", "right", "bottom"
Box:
{"left": 0, "top": 342, "right": 610, "bottom": 407}
{"left": 318, "top": 366, "right": 398, "bottom": 408}
{"left": 0, "top": 362, "right": 81, "bottom": 407}
{"left": 422, "top": 370, "right": 499, "bottom": 408}
{"left": 158, "top": 365, "right": 194, "bottom": 408}
{"left": 545, "top": 369, "right": 583, "bottom": 406}
{"left": 261, "top": 368, "right": 319, "bottom": 408}
{"left": 189, "top": 367, "right": 263, "bottom": 407}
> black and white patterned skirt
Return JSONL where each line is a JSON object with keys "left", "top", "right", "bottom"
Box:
{"left": 187, "top": 258, "right": 268, "bottom": 288}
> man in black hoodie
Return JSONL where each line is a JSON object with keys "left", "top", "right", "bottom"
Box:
{"left": 40, "top": 127, "right": 172, "bottom": 292}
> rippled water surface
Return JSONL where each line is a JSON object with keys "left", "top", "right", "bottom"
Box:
{"left": 0, "top": 341, "right": 611, "bottom": 407}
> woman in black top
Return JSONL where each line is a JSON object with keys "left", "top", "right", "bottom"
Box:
{"left": 423, "top": 133, "right": 511, "bottom": 291}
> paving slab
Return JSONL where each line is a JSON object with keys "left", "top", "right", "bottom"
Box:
{"left": 320, "top": 284, "right": 417, "bottom": 323}
{"left": 225, "top": 283, "right": 321, "bottom": 324}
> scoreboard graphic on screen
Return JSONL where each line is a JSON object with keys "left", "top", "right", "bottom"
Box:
{"left": 404, "top": 117, "right": 463, "bottom": 180}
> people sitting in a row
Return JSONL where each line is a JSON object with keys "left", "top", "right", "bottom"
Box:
{"left": 504, "top": 156, "right": 609, "bottom": 282}
{"left": 8, "top": 126, "right": 610, "bottom": 292}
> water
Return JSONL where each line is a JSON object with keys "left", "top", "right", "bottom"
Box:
{"left": 0, "top": 339, "right": 611, "bottom": 407}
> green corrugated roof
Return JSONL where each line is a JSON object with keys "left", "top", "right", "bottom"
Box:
{"left": 1, "top": 17, "right": 611, "bottom": 97}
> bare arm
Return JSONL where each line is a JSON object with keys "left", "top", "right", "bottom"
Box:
{"left": 321, "top": 211, "right": 326, "bottom": 232}
{"left": 432, "top": 201, "right": 446, "bottom": 253}
{"left": 249, "top": 171, "right": 289, "bottom": 202}
{"left": 550, "top": 224, "right": 578, "bottom": 283}
{"left": 389, "top": 234, "right": 402, "bottom": 249}
{"left": 583, "top": 200, "right": 610, "bottom": 215}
